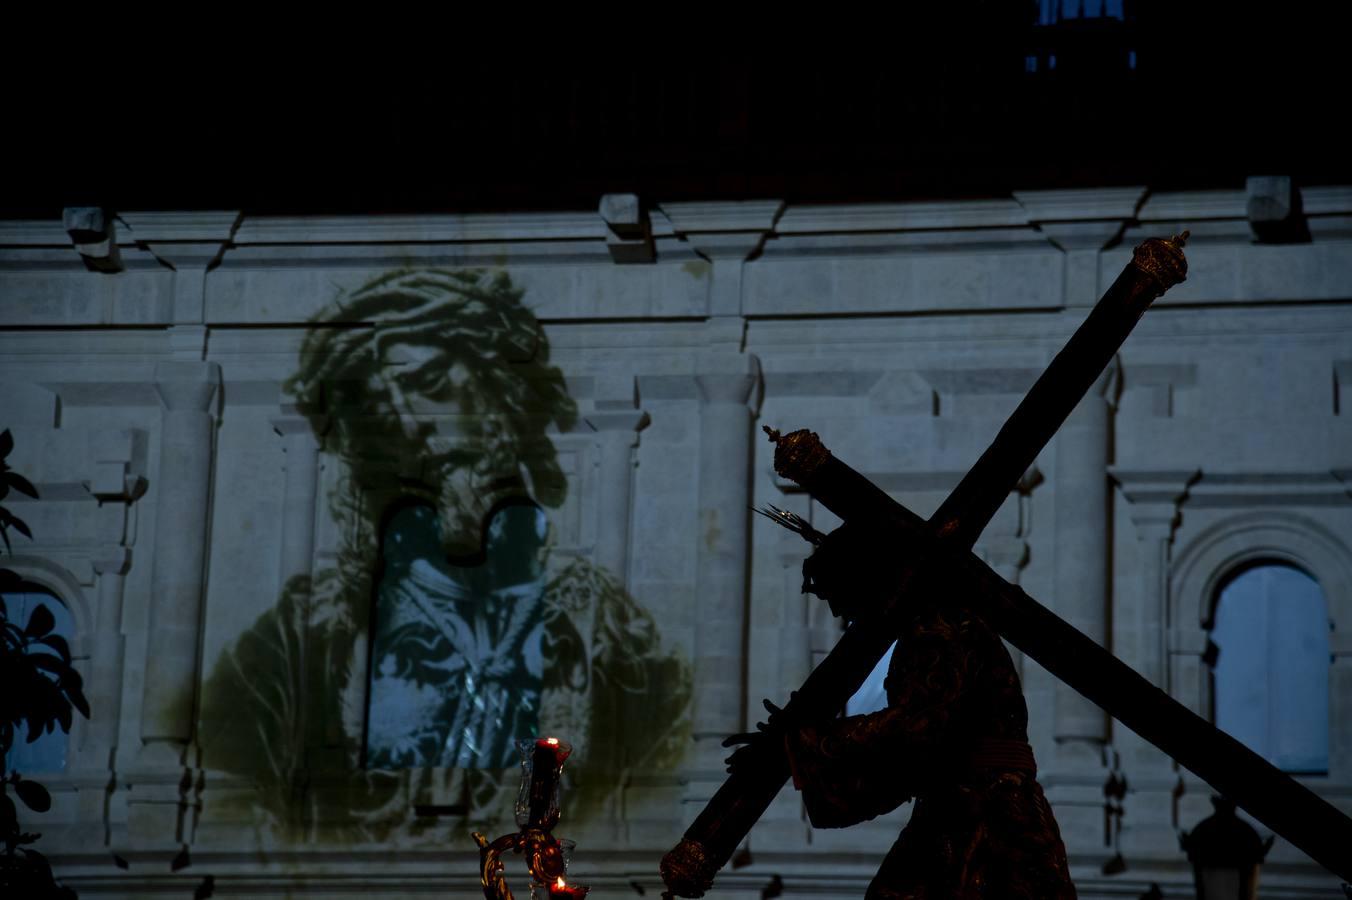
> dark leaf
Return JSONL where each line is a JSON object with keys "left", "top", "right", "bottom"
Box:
{"left": 24, "top": 604, "right": 55, "bottom": 638}
{"left": 6, "top": 472, "right": 38, "bottom": 499}
{"left": 30, "top": 653, "right": 64, "bottom": 674}
{"left": 171, "top": 845, "right": 192, "bottom": 871}
{"left": 15, "top": 780, "right": 51, "bottom": 813}
{"left": 1, "top": 526, "right": 11, "bottom": 554}
{"left": 195, "top": 874, "right": 216, "bottom": 899}
{"left": 56, "top": 701, "right": 71, "bottom": 734}
{"left": 61, "top": 665, "right": 83, "bottom": 691}
{"left": 40, "top": 634, "right": 70, "bottom": 663}
{"left": 0, "top": 566, "right": 22, "bottom": 592}
{"left": 68, "top": 684, "right": 90, "bottom": 720}
{"left": 26, "top": 714, "right": 43, "bottom": 742}
{"left": 22, "top": 845, "right": 53, "bottom": 880}
{"left": 112, "top": 852, "right": 130, "bottom": 869}
{"left": 6, "top": 514, "right": 32, "bottom": 541}
{"left": 0, "top": 429, "right": 12, "bottom": 459}
{"left": 0, "top": 792, "right": 16, "bottom": 834}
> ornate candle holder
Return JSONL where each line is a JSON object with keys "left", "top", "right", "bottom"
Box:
{"left": 472, "top": 737, "right": 590, "bottom": 900}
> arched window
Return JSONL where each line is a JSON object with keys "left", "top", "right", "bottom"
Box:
{"left": 1, "top": 588, "right": 76, "bottom": 775}
{"left": 364, "top": 500, "right": 550, "bottom": 770}
{"left": 1208, "top": 562, "right": 1330, "bottom": 775}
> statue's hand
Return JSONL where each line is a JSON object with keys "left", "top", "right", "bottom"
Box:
{"left": 721, "top": 696, "right": 793, "bottom": 775}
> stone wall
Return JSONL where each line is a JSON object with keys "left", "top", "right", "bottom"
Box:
{"left": 2, "top": 186, "right": 1349, "bottom": 897}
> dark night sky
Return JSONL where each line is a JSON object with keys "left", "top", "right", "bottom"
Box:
{"left": 6, "top": 6, "right": 1348, "bottom": 218}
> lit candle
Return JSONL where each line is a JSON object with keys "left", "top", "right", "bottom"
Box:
{"left": 547, "top": 875, "right": 589, "bottom": 898}
{"left": 527, "top": 738, "right": 573, "bottom": 827}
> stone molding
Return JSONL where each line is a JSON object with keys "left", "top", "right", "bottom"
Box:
{"left": 775, "top": 199, "right": 1029, "bottom": 234}
{"left": 1109, "top": 468, "right": 1200, "bottom": 533}
{"left": 0, "top": 188, "right": 1345, "bottom": 256}
{"left": 86, "top": 429, "right": 149, "bottom": 502}
{"left": 232, "top": 211, "right": 607, "bottom": 245}
{"left": 659, "top": 200, "right": 786, "bottom": 238}
{"left": 694, "top": 351, "right": 762, "bottom": 412}
{"left": 0, "top": 553, "right": 94, "bottom": 635}
{"left": 1171, "top": 509, "right": 1352, "bottom": 634}
{"left": 1014, "top": 186, "right": 1148, "bottom": 250}
{"left": 1186, "top": 471, "right": 1352, "bottom": 508}
{"left": 117, "top": 211, "right": 243, "bottom": 247}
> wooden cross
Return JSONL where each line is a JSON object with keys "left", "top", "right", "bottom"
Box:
{"left": 660, "top": 234, "right": 1352, "bottom": 895}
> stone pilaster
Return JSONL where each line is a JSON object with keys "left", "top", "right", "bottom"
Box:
{"left": 1108, "top": 469, "right": 1199, "bottom": 691}
{"left": 583, "top": 376, "right": 649, "bottom": 586}
{"left": 271, "top": 403, "right": 325, "bottom": 588}
{"left": 1107, "top": 468, "right": 1198, "bottom": 859}
{"left": 660, "top": 201, "right": 778, "bottom": 782}
{"left": 1051, "top": 361, "right": 1119, "bottom": 758}
{"left": 128, "top": 360, "right": 219, "bottom": 850}
{"left": 82, "top": 547, "right": 131, "bottom": 770}
{"left": 689, "top": 352, "right": 762, "bottom": 772}
{"left": 140, "top": 361, "right": 219, "bottom": 755}
{"left": 1039, "top": 358, "right": 1120, "bottom": 866}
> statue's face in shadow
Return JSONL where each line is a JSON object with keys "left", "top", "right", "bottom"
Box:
{"left": 803, "top": 522, "right": 909, "bottom": 623}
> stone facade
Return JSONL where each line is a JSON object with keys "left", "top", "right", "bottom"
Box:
{"left": 1, "top": 185, "right": 1350, "bottom": 898}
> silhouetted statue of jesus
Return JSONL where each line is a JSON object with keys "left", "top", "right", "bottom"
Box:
{"left": 727, "top": 521, "right": 1076, "bottom": 899}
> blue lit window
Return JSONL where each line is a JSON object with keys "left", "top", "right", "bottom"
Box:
{"left": 1, "top": 590, "right": 76, "bottom": 775}
{"left": 1209, "top": 562, "right": 1330, "bottom": 775}
{"left": 1038, "top": 0, "right": 1126, "bottom": 24}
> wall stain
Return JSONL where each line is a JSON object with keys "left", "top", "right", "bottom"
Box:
{"left": 681, "top": 260, "right": 711, "bottom": 281}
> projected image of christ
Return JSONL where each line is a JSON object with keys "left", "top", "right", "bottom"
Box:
{"left": 365, "top": 501, "right": 550, "bottom": 769}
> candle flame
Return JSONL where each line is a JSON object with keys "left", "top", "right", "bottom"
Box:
{"left": 556, "top": 876, "right": 567, "bottom": 888}
{"left": 546, "top": 737, "right": 559, "bottom": 746}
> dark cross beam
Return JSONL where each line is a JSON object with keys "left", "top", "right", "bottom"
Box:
{"left": 762, "top": 434, "right": 1352, "bottom": 885}
{"left": 659, "top": 234, "right": 1352, "bottom": 895}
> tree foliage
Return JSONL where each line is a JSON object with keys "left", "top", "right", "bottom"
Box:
{"left": 0, "top": 429, "right": 84, "bottom": 898}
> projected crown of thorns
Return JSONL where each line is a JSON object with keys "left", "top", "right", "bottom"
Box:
{"left": 658, "top": 232, "right": 1352, "bottom": 896}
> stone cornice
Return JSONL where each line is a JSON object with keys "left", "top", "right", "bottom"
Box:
{"left": 0, "top": 221, "right": 70, "bottom": 246}
{"left": 1303, "top": 185, "right": 1352, "bottom": 215}
{"left": 1137, "top": 190, "right": 1249, "bottom": 222}
{"left": 1108, "top": 467, "right": 1200, "bottom": 535}
{"left": 658, "top": 200, "right": 785, "bottom": 235}
{"left": 233, "top": 211, "right": 607, "bottom": 245}
{"left": 1014, "top": 186, "right": 1148, "bottom": 251}
{"left": 1013, "top": 187, "right": 1149, "bottom": 222}
{"left": 775, "top": 199, "right": 1029, "bottom": 233}
{"left": 118, "top": 211, "right": 242, "bottom": 245}
{"left": 1186, "top": 470, "right": 1352, "bottom": 507}
{"left": 3, "top": 188, "right": 1350, "bottom": 260}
